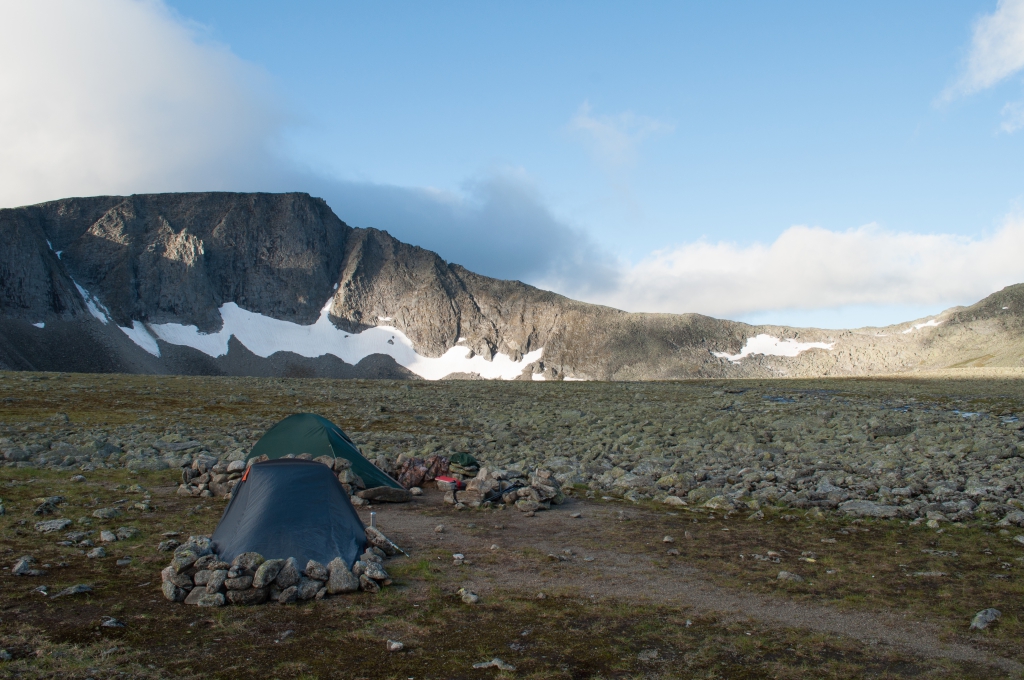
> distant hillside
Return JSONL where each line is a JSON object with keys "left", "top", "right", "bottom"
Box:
{"left": 1, "top": 192, "right": 1022, "bottom": 379}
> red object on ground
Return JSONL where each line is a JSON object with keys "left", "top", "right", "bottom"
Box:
{"left": 434, "top": 475, "right": 464, "bottom": 490}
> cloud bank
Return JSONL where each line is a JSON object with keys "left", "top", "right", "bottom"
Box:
{"left": 946, "top": 0, "right": 1024, "bottom": 98}
{"left": 554, "top": 218, "right": 1024, "bottom": 324}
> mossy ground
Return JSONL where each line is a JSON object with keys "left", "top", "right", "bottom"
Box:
{"left": 0, "top": 372, "right": 1022, "bottom": 677}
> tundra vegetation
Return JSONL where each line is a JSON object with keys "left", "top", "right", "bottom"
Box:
{"left": 0, "top": 371, "right": 1022, "bottom": 678}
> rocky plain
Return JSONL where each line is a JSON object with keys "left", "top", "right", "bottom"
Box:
{"left": 1, "top": 370, "right": 1024, "bottom": 678}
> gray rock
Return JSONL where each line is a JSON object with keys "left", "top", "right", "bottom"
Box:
{"left": 365, "top": 526, "right": 401, "bottom": 556}
{"left": 91, "top": 507, "right": 121, "bottom": 520}
{"left": 116, "top": 558, "right": 132, "bottom": 567}
{"left": 231, "top": 552, "right": 265, "bottom": 572}
{"left": 252, "top": 559, "right": 284, "bottom": 588}
{"left": 359, "top": 574, "right": 380, "bottom": 593}
{"left": 839, "top": 500, "right": 899, "bottom": 518}
{"left": 12, "top": 555, "right": 45, "bottom": 576}
{"left": 115, "top": 526, "right": 140, "bottom": 540}
{"left": 184, "top": 587, "right": 206, "bottom": 605}
{"left": 304, "top": 560, "right": 328, "bottom": 581}
{"left": 171, "top": 550, "right": 199, "bottom": 573}
{"left": 296, "top": 577, "right": 321, "bottom": 600}
{"left": 224, "top": 575, "right": 254, "bottom": 590}
{"left": 356, "top": 487, "right": 412, "bottom": 503}
{"left": 157, "top": 540, "right": 180, "bottom": 552}
{"left": 162, "top": 581, "right": 187, "bottom": 602}
{"left": 327, "top": 557, "right": 360, "bottom": 594}
{"left": 195, "top": 593, "right": 225, "bottom": 607}
{"left": 777, "top": 571, "right": 805, "bottom": 583}
{"left": 473, "top": 658, "right": 516, "bottom": 671}
{"left": 52, "top": 584, "right": 92, "bottom": 599}
{"left": 99, "top": 530, "right": 117, "bottom": 543}
{"left": 970, "top": 608, "right": 1002, "bottom": 630}
{"left": 161, "top": 565, "right": 194, "bottom": 589}
{"left": 278, "top": 586, "right": 298, "bottom": 603}
{"left": 86, "top": 546, "right": 106, "bottom": 558}
{"left": 193, "top": 570, "right": 213, "bottom": 586}
{"left": 362, "top": 561, "right": 389, "bottom": 581}
{"left": 275, "top": 557, "right": 301, "bottom": 589}
{"left": 35, "top": 518, "right": 72, "bottom": 533}
{"left": 206, "top": 570, "right": 228, "bottom": 593}
{"left": 225, "top": 587, "right": 269, "bottom": 605}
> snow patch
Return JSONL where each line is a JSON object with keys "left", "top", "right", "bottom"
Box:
{"left": 46, "top": 240, "right": 52, "bottom": 250}
{"left": 379, "top": 316, "right": 393, "bottom": 322}
{"left": 55, "top": 251, "right": 63, "bottom": 259}
{"left": 72, "top": 281, "right": 110, "bottom": 324}
{"left": 119, "top": 321, "right": 161, "bottom": 357}
{"left": 902, "top": 318, "right": 941, "bottom": 334}
{"left": 532, "top": 373, "right": 546, "bottom": 381}
{"left": 149, "top": 300, "right": 543, "bottom": 381}
{"left": 713, "top": 334, "right": 834, "bottom": 363}
{"left": 32, "top": 322, "right": 45, "bottom": 329}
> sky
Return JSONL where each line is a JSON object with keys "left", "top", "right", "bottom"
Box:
{"left": 2, "top": 1, "right": 1024, "bottom": 328}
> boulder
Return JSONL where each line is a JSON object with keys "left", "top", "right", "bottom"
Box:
{"left": 225, "top": 587, "right": 269, "bottom": 605}
{"left": 278, "top": 586, "right": 298, "bottom": 604}
{"left": 839, "top": 500, "right": 899, "bottom": 518}
{"left": 161, "top": 565, "right": 194, "bottom": 589}
{"left": 304, "top": 560, "right": 328, "bottom": 581}
{"left": 275, "top": 557, "right": 301, "bottom": 589}
{"left": 356, "top": 487, "right": 412, "bottom": 503}
{"left": 231, "top": 552, "right": 265, "bottom": 571}
{"left": 327, "top": 557, "right": 359, "bottom": 594}
{"left": 296, "top": 577, "right": 321, "bottom": 600}
{"left": 196, "top": 593, "right": 225, "bottom": 607}
{"left": 252, "top": 559, "right": 284, "bottom": 588}
{"left": 162, "top": 581, "right": 187, "bottom": 602}
{"left": 224, "top": 575, "right": 254, "bottom": 590}
{"left": 35, "top": 518, "right": 72, "bottom": 533}
{"left": 206, "top": 570, "right": 228, "bottom": 593}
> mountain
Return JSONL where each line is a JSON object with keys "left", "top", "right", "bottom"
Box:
{"left": 1, "top": 192, "right": 1022, "bottom": 380}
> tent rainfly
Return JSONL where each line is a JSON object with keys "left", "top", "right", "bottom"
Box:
{"left": 246, "top": 413, "right": 402, "bottom": 490}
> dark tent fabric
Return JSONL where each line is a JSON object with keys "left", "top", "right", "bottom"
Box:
{"left": 211, "top": 459, "right": 366, "bottom": 568}
{"left": 247, "top": 413, "right": 402, "bottom": 490}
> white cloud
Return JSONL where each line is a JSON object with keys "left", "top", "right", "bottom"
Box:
{"left": 0, "top": 0, "right": 284, "bottom": 209}
{"left": 568, "top": 101, "right": 673, "bottom": 168}
{"left": 946, "top": 0, "right": 1024, "bottom": 99}
{"left": 1001, "top": 100, "right": 1024, "bottom": 131}
{"left": 557, "top": 218, "right": 1024, "bottom": 323}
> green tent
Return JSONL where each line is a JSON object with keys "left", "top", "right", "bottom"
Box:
{"left": 247, "top": 413, "right": 402, "bottom": 490}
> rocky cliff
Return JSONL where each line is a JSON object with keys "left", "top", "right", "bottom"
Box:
{"left": 1, "top": 192, "right": 1022, "bottom": 379}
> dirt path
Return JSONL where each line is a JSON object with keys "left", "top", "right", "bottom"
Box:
{"left": 364, "top": 492, "right": 1023, "bottom": 676}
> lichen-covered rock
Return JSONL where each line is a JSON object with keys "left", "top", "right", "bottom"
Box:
{"left": 196, "top": 593, "right": 225, "bottom": 607}
{"left": 327, "top": 557, "right": 359, "bottom": 594}
{"left": 225, "top": 587, "right": 269, "bottom": 606}
{"left": 162, "top": 580, "right": 187, "bottom": 602}
{"left": 206, "top": 570, "right": 228, "bottom": 594}
{"left": 231, "top": 552, "right": 265, "bottom": 572}
{"left": 296, "top": 577, "right": 321, "bottom": 600}
{"left": 304, "top": 560, "right": 328, "bottom": 581}
{"left": 359, "top": 574, "right": 380, "bottom": 593}
{"left": 275, "top": 557, "right": 301, "bottom": 589}
{"left": 252, "top": 559, "right": 284, "bottom": 588}
{"left": 278, "top": 586, "right": 298, "bottom": 604}
{"left": 161, "top": 565, "right": 194, "bottom": 589}
{"left": 839, "top": 500, "right": 899, "bottom": 518}
{"left": 224, "top": 575, "right": 254, "bottom": 590}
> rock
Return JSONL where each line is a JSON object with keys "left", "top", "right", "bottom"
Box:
{"left": 231, "top": 552, "right": 265, "bottom": 571}
{"left": 515, "top": 499, "right": 544, "bottom": 513}
{"left": 225, "top": 575, "right": 254, "bottom": 590}
{"left": 100, "top": 616, "right": 125, "bottom": 628}
{"left": 275, "top": 557, "right": 301, "bottom": 589}
{"left": 365, "top": 526, "right": 402, "bottom": 556}
{"left": 162, "top": 581, "right": 187, "bottom": 602}
{"left": 100, "top": 530, "right": 117, "bottom": 543}
{"left": 777, "top": 571, "right": 804, "bottom": 583}
{"left": 304, "top": 560, "right": 329, "bottom": 581}
{"left": 87, "top": 546, "right": 106, "bottom": 558}
{"left": 327, "top": 557, "right": 360, "bottom": 594}
{"left": 663, "top": 496, "right": 687, "bottom": 506}
{"left": 997, "top": 510, "right": 1024, "bottom": 527}
{"left": 252, "top": 559, "right": 284, "bottom": 588}
{"left": 459, "top": 588, "right": 479, "bottom": 604}
{"left": 196, "top": 593, "right": 225, "bottom": 607}
{"left": 703, "top": 496, "right": 734, "bottom": 510}
{"left": 227, "top": 460, "right": 246, "bottom": 473}
{"left": 52, "top": 584, "right": 93, "bottom": 599}
{"left": 410, "top": 487, "right": 423, "bottom": 496}
{"left": 157, "top": 540, "right": 180, "bottom": 552}
{"left": 472, "top": 658, "right": 515, "bottom": 671}
{"left": 278, "top": 586, "right": 298, "bottom": 604}
{"left": 296, "top": 577, "right": 321, "bottom": 600}
{"left": 225, "top": 587, "right": 269, "bottom": 605}
{"left": 206, "top": 570, "right": 228, "bottom": 593}
{"left": 839, "top": 500, "right": 899, "bottom": 518}
{"left": 12, "top": 556, "right": 45, "bottom": 576}
{"left": 172, "top": 550, "right": 199, "bottom": 573}
{"left": 970, "top": 608, "right": 1002, "bottom": 630}
{"left": 387, "top": 640, "right": 404, "bottom": 652}
{"left": 662, "top": 536, "right": 675, "bottom": 543}
{"left": 116, "top": 558, "right": 132, "bottom": 567}
{"left": 92, "top": 507, "right": 122, "bottom": 520}
{"left": 362, "top": 561, "right": 389, "bottom": 581}
{"left": 1014, "top": 535, "right": 1024, "bottom": 546}
{"left": 434, "top": 524, "right": 445, "bottom": 533}
{"left": 35, "top": 518, "right": 72, "bottom": 533}
{"left": 193, "top": 570, "right": 213, "bottom": 586}
{"left": 356, "top": 487, "right": 412, "bottom": 503}
{"left": 161, "top": 566, "right": 194, "bottom": 589}
{"left": 359, "top": 574, "right": 380, "bottom": 593}
{"left": 116, "top": 526, "right": 140, "bottom": 540}
{"left": 184, "top": 587, "right": 206, "bottom": 605}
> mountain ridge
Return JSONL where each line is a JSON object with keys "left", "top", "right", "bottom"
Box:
{"left": 2, "top": 191, "right": 1022, "bottom": 379}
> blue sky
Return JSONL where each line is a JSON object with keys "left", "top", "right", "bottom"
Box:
{"left": 3, "top": 1, "right": 1024, "bottom": 328}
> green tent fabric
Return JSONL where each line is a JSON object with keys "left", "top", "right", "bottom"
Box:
{"left": 247, "top": 413, "right": 402, "bottom": 490}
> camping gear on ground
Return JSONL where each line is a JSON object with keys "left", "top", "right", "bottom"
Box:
{"left": 246, "top": 413, "right": 402, "bottom": 490}
{"left": 212, "top": 458, "right": 367, "bottom": 568}
{"left": 434, "top": 475, "right": 463, "bottom": 491}
{"left": 448, "top": 452, "right": 479, "bottom": 477}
